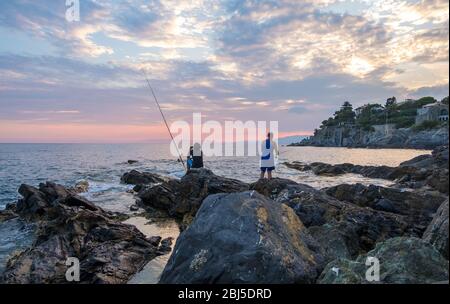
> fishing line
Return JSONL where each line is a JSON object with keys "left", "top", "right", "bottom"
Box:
{"left": 142, "top": 70, "right": 186, "bottom": 171}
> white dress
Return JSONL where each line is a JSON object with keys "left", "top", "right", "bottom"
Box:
{"left": 260, "top": 139, "right": 278, "bottom": 168}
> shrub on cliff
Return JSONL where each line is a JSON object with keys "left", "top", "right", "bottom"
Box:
{"left": 412, "top": 120, "right": 441, "bottom": 131}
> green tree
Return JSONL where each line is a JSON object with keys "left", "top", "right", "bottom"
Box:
{"left": 334, "top": 101, "right": 355, "bottom": 123}
{"left": 385, "top": 96, "right": 397, "bottom": 108}
{"left": 356, "top": 103, "right": 383, "bottom": 130}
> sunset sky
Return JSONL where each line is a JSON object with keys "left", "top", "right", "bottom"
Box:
{"left": 0, "top": 0, "right": 448, "bottom": 143}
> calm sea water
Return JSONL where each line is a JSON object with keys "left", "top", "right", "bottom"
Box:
{"left": 0, "top": 143, "right": 430, "bottom": 281}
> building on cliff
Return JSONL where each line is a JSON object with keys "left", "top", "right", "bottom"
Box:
{"left": 416, "top": 102, "right": 449, "bottom": 124}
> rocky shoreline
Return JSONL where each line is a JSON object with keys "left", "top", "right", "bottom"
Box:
{"left": 0, "top": 182, "right": 173, "bottom": 283}
{"left": 0, "top": 146, "right": 448, "bottom": 284}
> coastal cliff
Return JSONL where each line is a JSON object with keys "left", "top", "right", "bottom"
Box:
{"left": 293, "top": 125, "right": 448, "bottom": 149}
{"left": 291, "top": 96, "right": 449, "bottom": 149}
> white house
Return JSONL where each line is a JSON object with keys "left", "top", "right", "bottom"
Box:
{"left": 416, "top": 102, "right": 449, "bottom": 124}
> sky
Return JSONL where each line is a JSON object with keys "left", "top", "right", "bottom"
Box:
{"left": 0, "top": 0, "right": 448, "bottom": 143}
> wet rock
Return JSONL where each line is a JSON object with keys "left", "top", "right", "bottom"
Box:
{"left": 1, "top": 182, "right": 160, "bottom": 284}
{"left": 136, "top": 169, "right": 249, "bottom": 224}
{"left": 133, "top": 184, "right": 143, "bottom": 192}
{"left": 401, "top": 145, "right": 449, "bottom": 170}
{"left": 160, "top": 191, "right": 325, "bottom": 284}
{"left": 129, "top": 204, "right": 140, "bottom": 212}
{"left": 283, "top": 161, "right": 311, "bottom": 172}
{"left": 127, "top": 160, "right": 139, "bottom": 164}
{"left": 400, "top": 154, "right": 434, "bottom": 168}
{"left": 158, "top": 237, "right": 174, "bottom": 254}
{"left": 319, "top": 237, "right": 449, "bottom": 284}
{"left": 310, "top": 162, "right": 347, "bottom": 176}
{"left": 72, "top": 180, "right": 89, "bottom": 193}
{"left": 121, "top": 170, "right": 167, "bottom": 185}
{"left": 285, "top": 161, "right": 397, "bottom": 178}
{"left": 147, "top": 236, "right": 162, "bottom": 247}
{"left": 0, "top": 209, "right": 16, "bottom": 223}
{"left": 423, "top": 199, "right": 449, "bottom": 259}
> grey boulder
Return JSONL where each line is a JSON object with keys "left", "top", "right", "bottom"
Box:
{"left": 160, "top": 191, "right": 324, "bottom": 283}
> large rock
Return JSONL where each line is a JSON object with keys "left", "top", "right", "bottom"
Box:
{"left": 399, "top": 145, "right": 448, "bottom": 171}
{"left": 135, "top": 169, "right": 249, "bottom": 228}
{"left": 121, "top": 170, "right": 168, "bottom": 185}
{"left": 318, "top": 237, "right": 449, "bottom": 284}
{"left": 251, "top": 178, "right": 342, "bottom": 227}
{"left": 251, "top": 178, "right": 414, "bottom": 260}
{"left": 399, "top": 145, "right": 449, "bottom": 194}
{"left": 324, "top": 183, "right": 446, "bottom": 232}
{"left": 284, "top": 161, "right": 401, "bottom": 179}
{"left": 285, "top": 160, "right": 432, "bottom": 181}
{"left": 423, "top": 199, "right": 449, "bottom": 259}
{"left": 159, "top": 191, "right": 325, "bottom": 283}
{"left": 1, "top": 182, "right": 161, "bottom": 284}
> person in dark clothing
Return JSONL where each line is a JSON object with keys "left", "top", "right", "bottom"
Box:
{"left": 187, "top": 146, "right": 194, "bottom": 170}
{"left": 187, "top": 143, "right": 203, "bottom": 170}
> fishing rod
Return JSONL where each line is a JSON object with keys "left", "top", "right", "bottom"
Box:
{"left": 142, "top": 71, "right": 186, "bottom": 171}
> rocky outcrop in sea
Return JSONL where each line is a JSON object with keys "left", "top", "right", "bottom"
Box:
{"left": 0, "top": 182, "right": 168, "bottom": 284}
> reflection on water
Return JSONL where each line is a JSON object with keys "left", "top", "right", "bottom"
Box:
{"left": 280, "top": 146, "right": 430, "bottom": 166}
{"left": 124, "top": 217, "right": 180, "bottom": 284}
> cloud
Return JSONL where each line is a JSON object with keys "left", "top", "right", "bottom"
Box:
{"left": 0, "top": 0, "right": 448, "bottom": 142}
{"left": 408, "top": 83, "right": 449, "bottom": 100}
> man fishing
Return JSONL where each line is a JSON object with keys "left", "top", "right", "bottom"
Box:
{"left": 187, "top": 143, "right": 204, "bottom": 170}
{"left": 260, "top": 132, "right": 279, "bottom": 179}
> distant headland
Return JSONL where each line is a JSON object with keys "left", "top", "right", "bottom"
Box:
{"left": 290, "top": 96, "right": 449, "bottom": 149}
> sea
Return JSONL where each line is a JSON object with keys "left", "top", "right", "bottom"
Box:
{"left": 0, "top": 143, "right": 431, "bottom": 282}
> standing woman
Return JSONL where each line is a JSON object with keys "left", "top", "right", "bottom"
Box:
{"left": 260, "top": 132, "right": 279, "bottom": 179}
